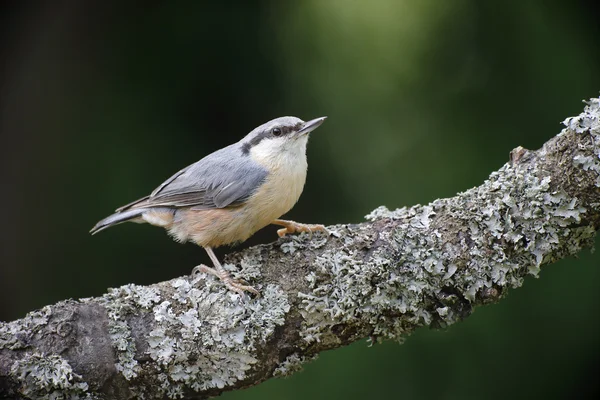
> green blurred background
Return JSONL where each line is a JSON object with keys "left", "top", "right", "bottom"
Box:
{"left": 1, "top": 1, "right": 599, "bottom": 399}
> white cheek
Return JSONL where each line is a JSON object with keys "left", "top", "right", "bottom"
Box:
{"left": 250, "top": 137, "right": 307, "bottom": 161}
{"left": 250, "top": 139, "right": 285, "bottom": 163}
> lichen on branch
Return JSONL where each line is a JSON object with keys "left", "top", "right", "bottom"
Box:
{"left": 1, "top": 98, "right": 600, "bottom": 400}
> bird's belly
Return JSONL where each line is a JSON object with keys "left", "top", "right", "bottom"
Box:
{"left": 245, "top": 170, "right": 306, "bottom": 227}
{"left": 169, "top": 170, "right": 306, "bottom": 248}
{"left": 169, "top": 208, "right": 254, "bottom": 248}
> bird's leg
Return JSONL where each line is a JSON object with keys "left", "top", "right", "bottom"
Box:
{"left": 271, "top": 219, "right": 328, "bottom": 238}
{"left": 192, "top": 247, "right": 259, "bottom": 296}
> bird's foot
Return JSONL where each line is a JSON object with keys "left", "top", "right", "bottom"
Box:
{"left": 273, "top": 219, "right": 328, "bottom": 238}
{"left": 192, "top": 264, "right": 259, "bottom": 296}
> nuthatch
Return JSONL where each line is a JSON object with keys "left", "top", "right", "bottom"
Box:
{"left": 91, "top": 116, "right": 327, "bottom": 295}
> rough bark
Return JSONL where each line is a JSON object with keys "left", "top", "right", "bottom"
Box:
{"left": 2, "top": 98, "right": 600, "bottom": 400}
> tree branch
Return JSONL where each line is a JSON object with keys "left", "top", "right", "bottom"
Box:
{"left": 2, "top": 98, "right": 600, "bottom": 400}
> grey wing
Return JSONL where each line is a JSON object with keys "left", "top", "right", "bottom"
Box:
{"left": 138, "top": 144, "right": 268, "bottom": 210}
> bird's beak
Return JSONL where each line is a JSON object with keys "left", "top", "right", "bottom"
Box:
{"left": 297, "top": 116, "right": 327, "bottom": 136}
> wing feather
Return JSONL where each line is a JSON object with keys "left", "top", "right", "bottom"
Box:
{"left": 120, "top": 144, "right": 268, "bottom": 211}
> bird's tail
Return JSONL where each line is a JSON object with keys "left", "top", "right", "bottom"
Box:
{"left": 90, "top": 208, "right": 147, "bottom": 235}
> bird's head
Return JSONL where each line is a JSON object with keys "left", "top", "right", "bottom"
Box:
{"left": 240, "top": 116, "right": 327, "bottom": 161}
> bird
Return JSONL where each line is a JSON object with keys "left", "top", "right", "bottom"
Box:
{"left": 90, "top": 116, "right": 328, "bottom": 295}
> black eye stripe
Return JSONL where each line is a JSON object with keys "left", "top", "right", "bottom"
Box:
{"left": 241, "top": 123, "right": 301, "bottom": 155}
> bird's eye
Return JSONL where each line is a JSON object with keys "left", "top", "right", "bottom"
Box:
{"left": 272, "top": 128, "right": 282, "bottom": 136}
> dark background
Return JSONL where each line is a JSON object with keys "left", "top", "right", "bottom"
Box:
{"left": 1, "top": 1, "right": 599, "bottom": 399}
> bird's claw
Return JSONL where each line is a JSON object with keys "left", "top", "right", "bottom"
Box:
{"left": 192, "top": 264, "right": 259, "bottom": 296}
{"left": 277, "top": 222, "right": 328, "bottom": 238}
{"left": 224, "top": 280, "right": 260, "bottom": 297}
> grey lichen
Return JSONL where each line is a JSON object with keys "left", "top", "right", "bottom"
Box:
{"left": 230, "top": 245, "right": 265, "bottom": 282}
{"left": 298, "top": 100, "right": 599, "bottom": 346}
{"left": 278, "top": 231, "right": 330, "bottom": 255}
{"left": 78, "top": 266, "right": 291, "bottom": 398}
{"left": 565, "top": 98, "right": 600, "bottom": 186}
{"left": 272, "top": 353, "right": 318, "bottom": 378}
{"left": 130, "top": 277, "right": 290, "bottom": 397}
{"left": 9, "top": 352, "right": 89, "bottom": 400}
{"left": 0, "top": 306, "right": 52, "bottom": 350}
{"left": 99, "top": 284, "right": 162, "bottom": 381}
{"left": 365, "top": 205, "right": 410, "bottom": 221}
